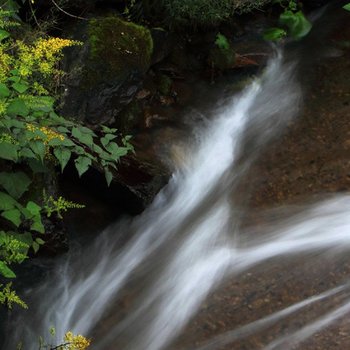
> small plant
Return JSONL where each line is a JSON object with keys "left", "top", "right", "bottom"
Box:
{"left": 343, "top": 3, "right": 350, "bottom": 11}
{"left": 163, "top": 0, "right": 271, "bottom": 27}
{"left": 263, "top": 0, "right": 312, "bottom": 41}
{"left": 43, "top": 191, "right": 85, "bottom": 219}
{"left": 0, "top": 282, "right": 28, "bottom": 309}
{"left": 215, "top": 33, "right": 230, "bottom": 50}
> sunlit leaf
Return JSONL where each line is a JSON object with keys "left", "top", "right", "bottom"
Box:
{"left": 0, "top": 261, "right": 16, "bottom": 278}
{"left": 1, "top": 208, "right": 22, "bottom": 227}
{"left": 0, "top": 172, "right": 31, "bottom": 199}
{"left": 75, "top": 156, "right": 91, "bottom": 177}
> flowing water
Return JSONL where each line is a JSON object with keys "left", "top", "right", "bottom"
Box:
{"left": 5, "top": 44, "right": 350, "bottom": 349}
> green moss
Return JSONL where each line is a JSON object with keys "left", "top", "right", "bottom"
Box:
{"left": 209, "top": 35, "right": 235, "bottom": 70}
{"left": 88, "top": 16, "right": 153, "bottom": 78}
{"left": 157, "top": 74, "right": 172, "bottom": 95}
{"left": 164, "top": 0, "right": 272, "bottom": 26}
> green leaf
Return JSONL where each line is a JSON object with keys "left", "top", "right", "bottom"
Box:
{"left": 28, "top": 159, "right": 48, "bottom": 173}
{"left": 57, "top": 126, "right": 69, "bottom": 133}
{"left": 0, "top": 142, "right": 18, "bottom": 162}
{"left": 60, "top": 138, "right": 75, "bottom": 147}
{"left": 104, "top": 168, "right": 113, "bottom": 186}
{"left": 279, "top": 10, "right": 312, "bottom": 39}
{"left": 47, "top": 138, "right": 64, "bottom": 147}
{"left": 29, "top": 140, "right": 46, "bottom": 163}
{"left": 19, "top": 147, "right": 36, "bottom": 159}
{"left": 263, "top": 27, "right": 287, "bottom": 41}
{"left": 2, "top": 117, "right": 25, "bottom": 129}
{"left": 26, "top": 201, "right": 41, "bottom": 216}
{"left": 101, "top": 125, "right": 118, "bottom": 133}
{"left": 28, "top": 96, "right": 54, "bottom": 112}
{"left": 105, "top": 142, "right": 129, "bottom": 158}
{"left": 32, "top": 241, "right": 39, "bottom": 253}
{"left": 0, "top": 29, "right": 10, "bottom": 42}
{"left": 30, "top": 216, "right": 45, "bottom": 234}
{"left": 215, "top": 33, "right": 230, "bottom": 50}
{"left": 0, "top": 172, "right": 31, "bottom": 199}
{"left": 0, "top": 261, "right": 16, "bottom": 278}
{"left": 103, "top": 133, "right": 117, "bottom": 141}
{"left": 75, "top": 156, "right": 92, "bottom": 177}
{"left": 0, "top": 83, "right": 10, "bottom": 98}
{"left": 79, "top": 126, "right": 96, "bottom": 136}
{"left": 35, "top": 238, "right": 45, "bottom": 245}
{"left": 92, "top": 144, "right": 104, "bottom": 154}
{"left": 13, "top": 232, "right": 33, "bottom": 246}
{"left": 6, "top": 98, "right": 29, "bottom": 117}
{"left": 72, "top": 127, "right": 94, "bottom": 147}
{"left": 8, "top": 76, "right": 20, "bottom": 83}
{"left": 1, "top": 208, "right": 22, "bottom": 227}
{"left": 343, "top": 3, "right": 350, "bottom": 11}
{"left": 12, "top": 82, "right": 29, "bottom": 93}
{"left": 0, "top": 191, "right": 16, "bottom": 210}
{"left": 53, "top": 147, "right": 71, "bottom": 172}
{"left": 101, "top": 136, "right": 110, "bottom": 148}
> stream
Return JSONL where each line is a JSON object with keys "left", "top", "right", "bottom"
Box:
{"left": 4, "top": 18, "right": 350, "bottom": 349}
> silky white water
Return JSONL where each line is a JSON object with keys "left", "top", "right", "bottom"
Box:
{"left": 6, "top": 49, "right": 350, "bottom": 350}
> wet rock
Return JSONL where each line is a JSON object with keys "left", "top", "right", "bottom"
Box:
{"left": 61, "top": 16, "right": 153, "bottom": 126}
{"left": 150, "top": 28, "right": 174, "bottom": 65}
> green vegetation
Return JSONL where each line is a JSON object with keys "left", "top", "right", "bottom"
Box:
{"left": 88, "top": 16, "right": 153, "bottom": 78}
{"left": 209, "top": 33, "right": 235, "bottom": 70}
{"left": 263, "top": 0, "right": 311, "bottom": 41}
{"left": 0, "top": 8, "right": 133, "bottom": 309}
{"left": 163, "top": 0, "right": 271, "bottom": 26}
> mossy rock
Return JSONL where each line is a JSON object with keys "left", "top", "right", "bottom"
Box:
{"left": 209, "top": 46, "right": 235, "bottom": 70}
{"left": 61, "top": 16, "right": 153, "bottom": 125}
{"left": 156, "top": 74, "right": 172, "bottom": 95}
{"left": 88, "top": 16, "right": 153, "bottom": 80}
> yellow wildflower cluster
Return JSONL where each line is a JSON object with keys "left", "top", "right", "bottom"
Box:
{"left": 64, "top": 331, "right": 91, "bottom": 350}
{"left": 16, "top": 37, "right": 81, "bottom": 77}
{"left": 26, "top": 123, "right": 65, "bottom": 143}
{"left": 0, "top": 45, "right": 12, "bottom": 82}
{"left": 0, "top": 133, "right": 17, "bottom": 144}
{"left": 32, "top": 82, "right": 48, "bottom": 95}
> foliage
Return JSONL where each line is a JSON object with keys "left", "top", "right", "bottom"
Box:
{"left": 0, "top": 282, "right": 28, "bottom": 309}
{"left": 163, "top": 0, "right": 271, "bottom": 26}
{"left": 344, "top": 3, "right": 350, "bottom": 11}
{"left": 215, "top": 33, "right": 230, "bottom": 50}
{"left": 209, "top": 33, "right": 235, "bottom": 70}
{"left": 0, "top": 8, "right": 133, "bottom": 308}
{"left": 19, "top": 329, "right": 91, "bottom": 350}
{"left": 43, "top": 191, "right": 85, "bottom": 219}
{"left": 263, "top": 0, "right": 311, "bottom": 41}
{"left": 62, "top": 332, "right": 91, "bottom": 350}
{"left": 88, "top": 16, "right": 153, "bottom": 77}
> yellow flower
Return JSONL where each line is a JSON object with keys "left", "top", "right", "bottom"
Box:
{"left": 0, "top": 99, "right": 8, "bottom": 115}
{"left": 64, "top": 331, "right": 91, "bottom": 350}
{"left": 26, "top": 123, "right": 65, "bottom": 143}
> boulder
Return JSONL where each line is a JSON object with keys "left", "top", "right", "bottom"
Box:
{"left": 61, "top": 15, "right": 153, "bottom": 126}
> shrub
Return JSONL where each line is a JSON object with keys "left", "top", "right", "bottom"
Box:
{"left": 0, "top": 8, "right": 133, "bottom": 308}
{"left": 163, "top": 0, "right": 272, "bottom": 27}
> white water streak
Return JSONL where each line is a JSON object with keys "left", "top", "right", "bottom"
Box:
{"left": 7, "top": 48, "right": 350, "bottom": 350}
{"left": 196, "top": 284, "right": 349, "bottom": 350}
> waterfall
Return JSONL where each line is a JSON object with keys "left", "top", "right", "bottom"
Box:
{"left": 6, "top": 48, "right": 350, "bottom": 350}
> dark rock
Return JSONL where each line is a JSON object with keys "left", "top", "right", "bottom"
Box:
{"left": 151, "top": 28, "right": 174, "bottom": 65}
{"left": 61, "top": 16, "right": 153, "bottom": 126}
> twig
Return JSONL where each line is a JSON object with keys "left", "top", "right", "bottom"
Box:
{"left": 50, "top": 0, "right": 88, "bottom": 21}
{"left": 28, "top": 0, "right": 42, "bottom": 30}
